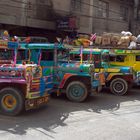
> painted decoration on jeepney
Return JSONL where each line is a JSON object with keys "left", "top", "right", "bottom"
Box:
{"left": 42, "top": 67, "right": 53, "bottom": 76}
{"left": 0, "top": 65, "right": 24, "bottom": 78}
{"left": 0, "top": 40, "right": 8, "bottom": 48}
{"left": 25, "top": 66, "right": 35, "bottom": 98}
{"left": 1, "top": 30, "right": 9, "bottom": 41}
{"left": 32, "top": 66, "right": 42, "bottom": 78}
{"left": 25, "top": 66, "right": 32, "bottom": 83}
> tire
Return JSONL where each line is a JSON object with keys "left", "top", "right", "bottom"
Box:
{"left": 0, "top": 87, "right": 24, "bottom": 116}
{"left": 110, "top": 78, "right": 128, "bottom": 96}
{"left": 66, "top": 81, "right": 88, "bottom": 102}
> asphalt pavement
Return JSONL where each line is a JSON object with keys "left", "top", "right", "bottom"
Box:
{"left": 0, "top": 87, "right": 140, "bottom": 140}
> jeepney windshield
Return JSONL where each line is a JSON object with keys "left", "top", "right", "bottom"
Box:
{"left": 17, "top": 49, "right": 29, "bottom": 60}
{"left": 70, "top": 54, "right": 89, "bottom": 62}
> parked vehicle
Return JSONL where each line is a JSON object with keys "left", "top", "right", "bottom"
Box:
{"left": 19, "top": 42, "right": 104, "bottom": 102}
{"left": 0, "top": 40, "right": 49, "bottom": 116}
{"left": 69, "top": 47, "right": 134, "bottom": 96}
{"left": 109, "top": 49, "right": 140, "bottom": 85}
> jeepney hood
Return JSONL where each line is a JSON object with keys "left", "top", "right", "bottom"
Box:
{"left": 16, "top": 64, "right": 38, "bottom": 68}
{"left": 57, "top": 62, "right": 91, "bottom": 74}
{"left": 0, "top": 64, "right": 42, "bottom": 80}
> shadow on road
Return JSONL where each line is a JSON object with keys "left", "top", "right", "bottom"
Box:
{"left": 0, "top": 88, "right": 140, "bottom": 137}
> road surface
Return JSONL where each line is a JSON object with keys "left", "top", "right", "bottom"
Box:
{"left": 0, "top": 88, "right": 140, "bottom": 140}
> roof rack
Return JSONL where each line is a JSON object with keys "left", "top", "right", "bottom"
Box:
{"left": 94, "top": 46, "right": 140, "bottom": 50}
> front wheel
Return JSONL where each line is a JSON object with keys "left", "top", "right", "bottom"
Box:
{"left": 110, "top": 78, "right": 128, "bottom": 96}
{"left": 66, "top": 81, "right": 88, "bottom": 102}
{"left": 0, "top": 87, "right": 24, "bottom": 116}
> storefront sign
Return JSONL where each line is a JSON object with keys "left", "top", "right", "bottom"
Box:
{"left": 57, "top": 17, "right": 78, "bottom": 30}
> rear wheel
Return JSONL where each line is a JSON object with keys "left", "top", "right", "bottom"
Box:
{"left": 110, "top": 78, "right": 128, "bottom": 96}
{"left": 66, "top": 81, "right": 88, "bottom": 102}
{"left": 0, "top": 87, "right": 24, "bottom": 116}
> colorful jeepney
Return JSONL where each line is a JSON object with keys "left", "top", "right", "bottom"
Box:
{"left": 109, "top": 49, "right": 140, "bottom": 85}
{"left": 69, "top": 47, "right": 134, "bottom": 96}
{"left": 19, "top": 42, "right": 104, "bottom": 102}
{"left": 0, "top": 40, "right": 49, "bottom": 116}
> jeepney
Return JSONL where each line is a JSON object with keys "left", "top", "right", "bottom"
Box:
{"left": 109, "top": 49, "right": 140, "bottom": 85}
{"left": 0, "top": 40, "right": 49, "bottom": 116}
{"left": 19, "top": 42, "right": 104, "bottom": 102}
{"left": 69, "top": 47, "right": 134, "bottom": 96}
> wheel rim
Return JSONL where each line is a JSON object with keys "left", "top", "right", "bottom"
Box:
{"left": 113, "top": 82, "right": 124, "bottom": 93}
{"left": 2, "top": 94, "right": 17, "bottom": 110}
{"left": 69, "top": 84, "right": 85, "bottom": 98}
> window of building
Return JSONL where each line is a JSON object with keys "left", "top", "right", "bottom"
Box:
{"left": 97, "top": 1, "right": 109, "bottom": 18}
{"left": 71, "top": 0, "right": 82, "bottom": 12}
{"left": 136, "top": 55, "right": 140, "bottom": 61}
{"left": 138, "top": 9, "right": 140, "bottom": 20}
{"left": 120, "top": 6, "right": 128, "bottom": 21}
{"left": 41, "top": 50, "right": 54, "bottom": 61}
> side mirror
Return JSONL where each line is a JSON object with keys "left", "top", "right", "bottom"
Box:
{"left": 56, "top": 37, "right": 62, "bottom": 43}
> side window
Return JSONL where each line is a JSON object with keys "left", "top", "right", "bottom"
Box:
{"left": 109, "top": 56, "right": 116, "bottom": 61}
{"left": 94, "top": 54, "right": 101, "bottom": 61}
{"left": 70, "top": 54, "right": 80, "bottom": 61}
{"left": 41, "top": 49, "right": 54, "bottom": 61}
{"left": 102, "top": 54, "right": 109, "bottom": 62}
{"left": 136, "top": 55, "right": 140, "bottom": 61}
{"left": 116, "top": 55, "right": 126, "bottom": 62}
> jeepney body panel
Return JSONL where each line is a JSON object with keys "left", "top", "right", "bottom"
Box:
{"left": 20, "top": 43, "right": 102, "bottom": 92}
{"left": 0, "top": 40, "right": 49, "bottom": 110}
{"left": 69, "top": 48, "right": 134, "bottom": 84}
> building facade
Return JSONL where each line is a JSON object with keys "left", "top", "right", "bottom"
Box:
{"left": 0, "top": 0, "right": 139, "bottom": 40}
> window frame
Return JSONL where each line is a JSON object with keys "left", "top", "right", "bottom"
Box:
{"left": 136, "top": 55, "right": 140, "bottom": 61}
{"left": 120, "top": 5, "right": 129, "bottom": 21}
{"left": 97, "top": 0, "right": 109, "bottom": 18}
{"left": 71, "top": 0, "right": 82, "bottom": 12}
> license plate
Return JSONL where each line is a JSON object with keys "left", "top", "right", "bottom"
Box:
{"left": 25, "top": 96, "right": 49, "bottom": 110}
{"left": 36, "top": 96, "right": 48, "bottom": 106}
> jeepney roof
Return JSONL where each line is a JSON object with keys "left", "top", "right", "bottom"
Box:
{"left": 20, "top": 43, "right": 65, "bottom": 50}
{"left": 70, "top": 48, "right": 109, "bottom": 54}
{"left": 112, "top": 49, "right": 140, "bottom": 54}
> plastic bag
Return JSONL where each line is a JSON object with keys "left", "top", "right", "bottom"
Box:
{"left": 128, "top": 41, "right": 136, "bottom": 49}
{"left": 136, "top": 35, "right": 140, "bottom": 43}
